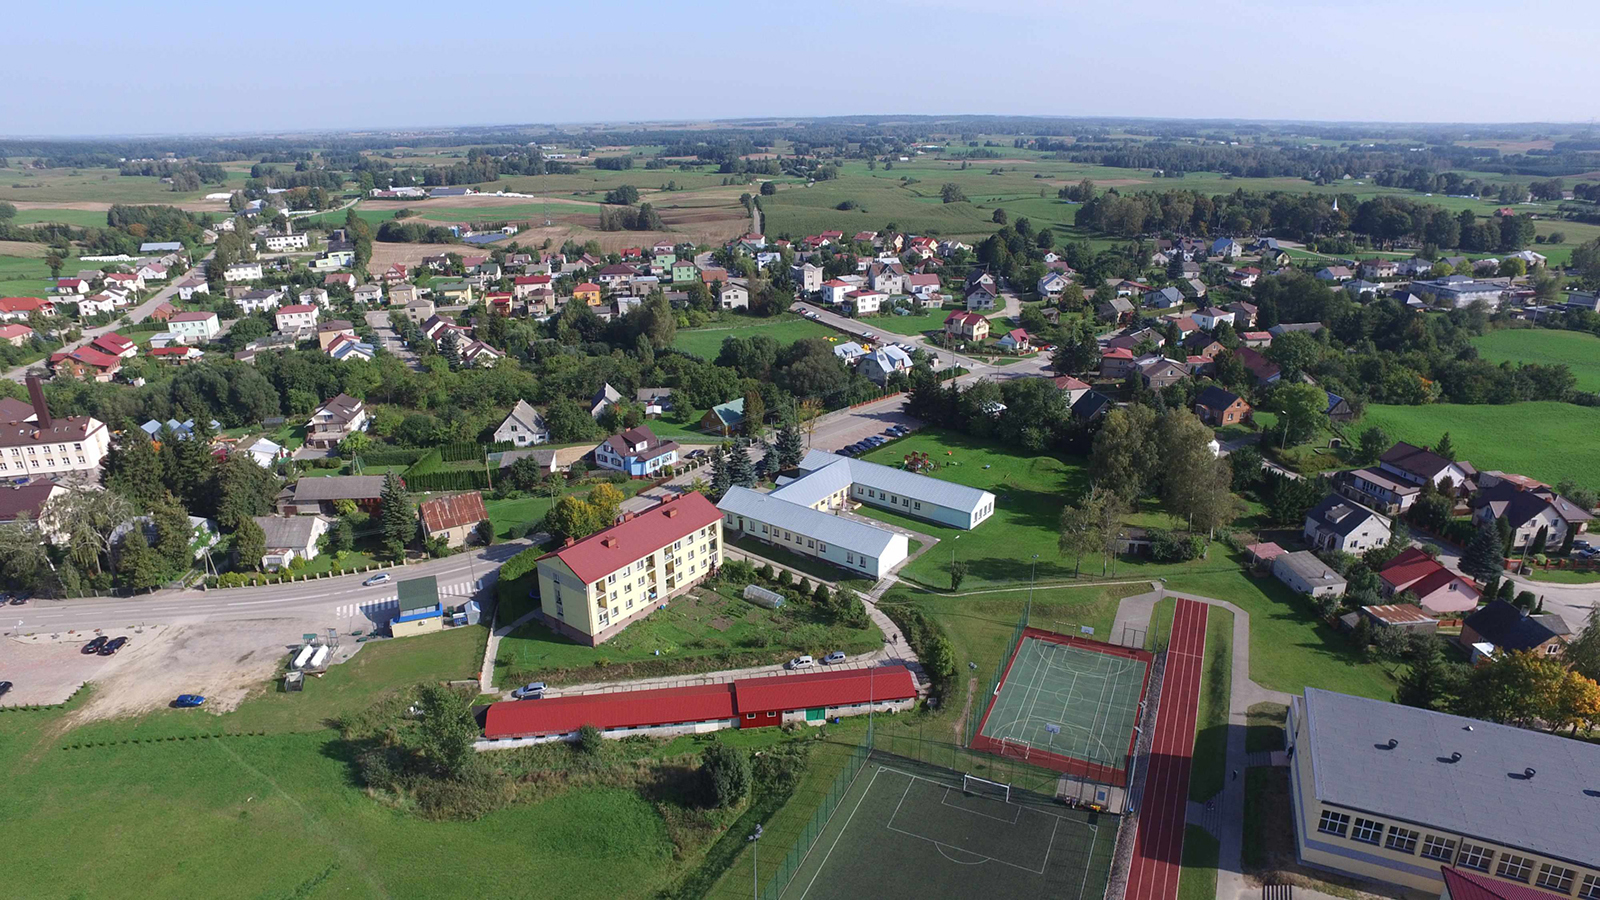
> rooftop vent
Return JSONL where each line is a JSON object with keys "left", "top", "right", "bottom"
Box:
{"left": 1450, "top": 752, "right": 1462, "bottom": 763}
{"left": 1386, "top": 738, "right": 1399, "bottom": 749}
{"left": 1525, "top": 767, "right": 1537, "bottom": 779}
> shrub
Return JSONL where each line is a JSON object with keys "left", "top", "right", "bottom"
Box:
{"left": 776, "top": 569, "right": 792, "bottom": 587}
{"left": 1149, "top": 528, "right": 1206, "bottom": 563}
{"left": 575, "top": 724, "right": 603, "bottom": 754}
{"left": 757, "top": 563, "right": 774, "bottom": 581}
{"left": 700, "top": 740, "right": 752, "bottom": 808}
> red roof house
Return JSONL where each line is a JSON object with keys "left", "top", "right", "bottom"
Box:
{"left": 90, "top": 332, "right": 137, "bottom": 358}
{"left": 538, "top": 493, "right": 721, "bottom": 586}
{"left": 1378, "top": 547, "right": 1481, "bottom": 614}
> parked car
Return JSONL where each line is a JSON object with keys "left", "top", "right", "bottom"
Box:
{"left": 363, "top": 573, "right": 391, "bottom": 586}
{"left": 6, "top": 594, "right": 25, "bottom": 606}
{"left": 786, "top": 655, "right": 816, "bottom": 670}
{"left": 82, "top": 636, "right": 108, "bottom": 655}
{"left": 0, "top": 681, "right": 11, "bottom": 698}
{"left": 173, "top": 694, "right": 206, "bottom": 708}
{"left": 512, "top": 682, "right": 547, "bottom": 700}
{"left": 823, "top": 651, "right": 847, "bottom": 665}
{"left": 99, "top": 636, "right": 129, "bottom": 656}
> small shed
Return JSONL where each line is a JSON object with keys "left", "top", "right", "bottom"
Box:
{"left": 391, "top": 576, "right": 444, "bottom": 637}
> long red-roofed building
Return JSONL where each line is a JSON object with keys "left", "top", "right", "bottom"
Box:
{"left": 535, "top": 492, "right": 724, "bottom": 645}
{"left": 482, "top": 664, "right": 918, "bottom": 743}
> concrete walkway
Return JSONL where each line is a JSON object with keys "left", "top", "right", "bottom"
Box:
{"left": 479, "top": 607, "right": 542, "bottom": 693}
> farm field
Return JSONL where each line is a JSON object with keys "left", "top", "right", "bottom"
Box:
{"left": 0, "top": 252, "right": 84, "bottom": 299}
{"left": 670, "top": 314, "right": 834, "bottom": 359}
{"left": 1358, "top": 402, "right": 1600, "bottom": 486}
{"left": 6, "top": 206, "right": 111, "bottom": 227}
{"left": 0, "top": 627, "right": 728, "bottom": 900}
{"left": 0, "top": 164, "right": 232, "bottom": 206}
{"left": 1472, "top": 328, "right": 1600, "bottom": 392}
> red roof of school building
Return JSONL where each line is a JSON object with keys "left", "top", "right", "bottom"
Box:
{"left": 484, "top": 683, "right": 737, "bottom": 739}
{"left": 735, "top": 666, "right": 917, "bottom": 714}
{"left": 539, "top": 492, "right": 721, "bottom": 584}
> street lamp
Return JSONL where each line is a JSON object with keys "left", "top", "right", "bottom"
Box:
{"left": 748, "top": 823, "right": 764, "bottom": 900}
{"left": 950, "top": 534, "right": 961, "bottom": 574}
{"left": 1029, "top": 553, "right": 1040, "bottom": 607}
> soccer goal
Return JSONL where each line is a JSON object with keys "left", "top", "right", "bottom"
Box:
{"left": 962, "top": 774, "right": 1012, "bottom": 803}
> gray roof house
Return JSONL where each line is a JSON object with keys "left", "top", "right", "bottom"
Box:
{"left": 589, "top": 383, "right": 623, "bottom": 419}
{"left": 1272, "top": 550, "right": 1347, "bottom": 598}
{"left": 1303, "top": 496, "right": 1392, "bottom": 555}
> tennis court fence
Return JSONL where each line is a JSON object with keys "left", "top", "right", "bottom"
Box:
{"left": 963, "top": 597, "right": 1031, "bottom": 747}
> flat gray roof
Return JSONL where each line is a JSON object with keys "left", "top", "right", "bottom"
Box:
{"left": 1302, "top": 687, "right": 1600, "bottom": 866}
{"left": 717, "top": 486, "right": 901, "bottom": 558}
{"left": 793, "top": 450, "right": 994, "bottom": 517}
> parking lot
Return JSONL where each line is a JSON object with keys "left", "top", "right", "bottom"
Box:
{"left": 0, "top": 630, "right": 144, "bottom": 706}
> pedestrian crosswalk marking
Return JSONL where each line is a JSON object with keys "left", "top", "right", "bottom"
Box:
{"left": 333, "top": 580, "right": 478, "bottom": 620}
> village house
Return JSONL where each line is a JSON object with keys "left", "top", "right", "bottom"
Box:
{"left": 859, "top": 346, "right": 913, "bottom": 386}
{"left": 50, "top": 346, "right": 122, "bottom": 382}
{"left": 1302, "top": 496, "right": 1392, "bottom": 554}
{"left": 1470, "top": 478, "right": 1592, "bottom": 552}
{"left": 1192, "top": 306, "right": 1235, "bottom": 330}
{"left": 167, "top": 311, "right": 220, "bottom": 345}
{"left": 316, "top": 320, "right": 356, "bottom": 350}
{"left": 419, "top": 491, "right": 488, "bottom": 548}
{"left": 997, "top": 328, "right": 1031, "bottom": 353}
{"left": 352, "top": 284, "right": 384, "bottom": 305}
{"left": 719, "top": 282, "right": 750, "bottom": 310}
{"left": 1136, "top": 356, "right": 1188, "bottom": 390}
{"left": 303, "top": 394, "right": 368, "bottom": 450}
{"left": 1377, "top": 547, "right": 1480, "bottom": 615}
{"left": 1193, "top": 385, "right": 1251, "bottom": 426}
{"left": 594, "top": 426, "right": 678, "bottom": 477}
{"left": 0, "top": 324, "right": 35, "bottom": 347}
{"left": 944, "top": 310, "right": 989, "bottom": 342}
{"left": 844, "top": 289, "right": 885, "bottom": 316}
{"left": 224, "top": 261, "right": 263, "bottom": 282}
{"left": 1460, "top": 600, "right": 1569, "bottom": 662}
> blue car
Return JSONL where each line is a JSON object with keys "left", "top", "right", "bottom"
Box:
{"left": 174, "top": 694, "right": 206, "bottom": 708}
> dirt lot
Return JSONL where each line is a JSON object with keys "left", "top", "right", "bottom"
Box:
{"left": 9, "top": 199, "right": 231, "bottom": 213}
{"left": 365, "top": 242, "right": 485, "bottom": 271}
{"left": 1, "top": 619, "right": 351, "bottom": 721}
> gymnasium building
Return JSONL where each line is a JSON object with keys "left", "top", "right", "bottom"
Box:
{"left": 1287, "top": 687, "right": 1600, "bottom": 897}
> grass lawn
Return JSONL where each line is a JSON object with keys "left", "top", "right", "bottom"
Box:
{"left": 484, "top": 480, "right": 654, "bottom": 539}
{"left": 0, "top": 252, "right": 83, "bottom": 299}
{"left": 865, "top": 306, "right": 955, "bottom": 336}
{"left": 495, "top": 579, "right": 882, "bottom": 686}
{"left": 1241, "top": 767, "right": 1288, "bottom": 874}
{"left": 1166, "top": 569, "right": 1396, "bottom": 700}
{"left": 1189, "top": 605, "right": 1235, "bottom": 803}
{"left": 1521, "top": 567, "right": 1600, "bottom": 584}
{"left": 1473, "top": 328, "right": 1600, "bottom": 392}
{"left": 1179, "top": 826, "right": 1221, "bottom": 900}
{"left": 726, "top": 533, "right": 875, "bottom": 593}
{"left": 0, "top": 627, "right": 723, "bottom": 900}
{"left": 1358, "top": 402, "right": 1600, "bottom": 486}
{"left": 855, "top": 429, "right": 1088, "bottom": 590}
{"left": 670, "top": 314, "right": 834, "bottom": 359}
{"left": 1245, "top": 701, "right": 1288, "bottom": 753}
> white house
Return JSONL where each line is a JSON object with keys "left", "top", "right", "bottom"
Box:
{"left": 298, "top": 287, "right": 330, "bottom": 308}
{"left": 719, "top": 282, "right": 750, "bottom": 310}
{"left": 262, "top": 232, "right": 309, "bottom": 252}
{"left": 1192, "top": 307, "right": 1236, "bottom": 330}
{"left": 858, "top": 346, "right": 912, "bottom": 385}
{"left": 821, "top": 279, "right": 852, "bottom": 305}
{"left": 167, "top": 311, "right": 220, "bottom": 344}
{"left": 492, "top": 400, "right": 549, "bottom": 447}
{"left": 255, "top": 515, "right": 330, "bottom": 571}
{"left": 1303, "top": 496, "right": 1392, "bottom": 555}
{"left": 237, "top": 289, "right": 283, "bottom": 314}
{"left": 844, "top": 290, "right": 885, "bottom": 316}
{"left": 175, "top": 276, "right": 210, "bottom": 301}
{"left": 352, "top": 284, "right": 384, "bottom": 305}
{"left": 793, "top": 263, "right": 823, "bottom": 294}
{"left": 275, "top": 304, "right": 320, "bottom": 333}
{"left": 76, "top": 294, "right": 118, "bottom": 317}
{"left": 224, "top": 261, "right": 264, "bottom": 282}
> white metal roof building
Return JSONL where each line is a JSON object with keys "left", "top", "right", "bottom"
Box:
{"left": 1286, "top": 687, "right": 1600, "bottom": 894}
{"left": 717, "top": 486, "right": 908, "bottom": 578}
{"left": 789, "top": 450, "right": 996, "bottom": 530}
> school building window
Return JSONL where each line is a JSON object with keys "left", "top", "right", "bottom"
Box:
{"left": 1579, "top": 874, "right": 1600, "bottom": 900}
{"left": 1317, "top": 811, "right": 1349, "bottom": 837}
{"left": 1350, "top": 818, "right": 1383, "bottom": 845}
{"left": 1384, "top": 828, "right": 1418, "bottom": 855}
{"left": 1420, "top": 836, "right": 1456, "bottom": 862}
{"left": 1457, "top": 844, "right": 1494, "bottom": 872}
{"left": 1497, "top": 855, "right": 1534, "bottom": 883}
{"left": 1536, "top": 865, "right": 1574, "bottom": 894}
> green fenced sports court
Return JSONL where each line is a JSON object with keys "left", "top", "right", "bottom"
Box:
{"left": 781, "top": 754, "right": 1112, "bottom": 900}
{"left": 971, "top": 628, "right": 1153, "bottom": 785}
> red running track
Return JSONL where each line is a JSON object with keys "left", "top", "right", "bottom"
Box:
{"left": 1125, "top": 597, "right": 1209, "bottom": 900}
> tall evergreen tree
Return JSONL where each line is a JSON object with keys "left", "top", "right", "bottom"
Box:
{"left": 741, "top": 388, "right": 765, "bottom": 439}
{"left": 1433, "top": 431, "right": 1456, "bottom": 461}
{"left": 116, "top": 529, "right": 162, "bottom": 592}
{"left": 709, "top": 447, "right": 731, "bottom": 498}
{"left": 773, "top": 424, "right": 804, "bottom": 472}
{"left": 379, "top": 471, "right": 415, "bottom": 557}
{"left": 1563, "top": 607, "right": 1600, "bottom": 683}
{"left": 1396, "top": 636, "right": 1448, "bottom": 710}
{"left": 728, "top": 447, "right": 756, "bottom": 488}
{"left": 105, "top": 429, "right": 164, "bottom": 508}
{"left": 231, "top": 517, "right": 266, "bottom": 572}
{"left": 1459, "top": 520, "right": 1505, "bottom": 581}
{"left": 152, "top": 493, "right": 196, "bottom": 575}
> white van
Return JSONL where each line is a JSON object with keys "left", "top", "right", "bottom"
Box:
{"left": 786, "top": 655, "right": 816, "bottom": 670}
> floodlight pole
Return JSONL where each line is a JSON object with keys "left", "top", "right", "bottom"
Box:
{"left": 748, "top": 823, "right": 764, "bottom": 900}
{"left": 1028, "top": 553, "right": 1040, "bottom": 613}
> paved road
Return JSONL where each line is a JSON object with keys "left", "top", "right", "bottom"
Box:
{"left": 5, "top": 542, "right": 527, "bottom": 635}
{"left": 4, "top": 251, "right": 214, "bottom": 383}
{"left": 1412, "top": 533, "right": 1597, "bottom": 626}
{"left": 363, "top": 309, "right": 422, "bottom": 369}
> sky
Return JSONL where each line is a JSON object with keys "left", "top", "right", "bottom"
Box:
{"left": 6, "top": 0, "right": 1600, "bottom": 136}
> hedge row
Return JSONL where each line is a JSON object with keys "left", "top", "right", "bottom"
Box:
{"left": 405, "top": 468, "right": 491, "bottom": 491}
{"left": 499, "top": 546, "right": 544, "bottom": 583}
{"left": 359, "top": 448, "right": 429, "bottom": 467}
{"left": 62, "top": 731, "right": 270, "bottom": 749}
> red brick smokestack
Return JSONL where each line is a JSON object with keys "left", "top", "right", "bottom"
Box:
{"left": 25, "top": 375, "right": 51, "bottom": 428}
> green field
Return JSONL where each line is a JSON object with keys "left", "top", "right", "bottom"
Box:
{"left": 1189, "top": 605, "right": 1235, "bottom": 803}
{"left": 0, "top": 165, "right": 231, "bottom": 204}
{"left": 1359, "top": 402, "right": 1600, "bottom": 487}
{"left": 1473, "top": 328, "right": 1600, "bottom": 392}
{"left": 0, "top": 627, "right": 736, "bottom": 900}
{"left": 0, "top": 252, "right": 83, "bottom": 299}
{"left": 866, "top": 306, "right": 960, "bottom": 336}
{"left": 1179, "top": 826, "right": 1222, "bottom": 900}
{"left": 7, "top": 207, "right": 111, "bottom": 227}
{"left": 670, "top": 314, "right": 835, "bottom": 359}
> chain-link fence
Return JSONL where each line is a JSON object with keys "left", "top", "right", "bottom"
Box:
{"left": 962, "top": 593, "right": 1031, "bottom": 747}
{"left": 744, "top": 735, "right": 871, "bottom": 900}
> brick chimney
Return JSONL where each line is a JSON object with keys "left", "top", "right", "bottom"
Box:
{"left": 25, "top": 375, "right": 51, "bottom": 428}
{"left": 601, "top": 537, "right": 618, "bottom": 548}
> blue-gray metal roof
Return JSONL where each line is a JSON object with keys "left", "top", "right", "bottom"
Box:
{"left": 1302, "top": 687, "right": 1600, "bottom": 866}
{"left": 717, "top": 487, "right": 901, "bottom": 557}
{"left": 792, "top": 450, "right": 994, "bottom": 517}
